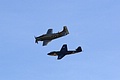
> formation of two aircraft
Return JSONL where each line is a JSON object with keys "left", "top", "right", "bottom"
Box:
{"left": 35, "top": 26, "right": 82, "bottom": 60}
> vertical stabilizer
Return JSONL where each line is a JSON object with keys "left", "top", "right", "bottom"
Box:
{"left": 76, "top": 46, "right": 82, "bottom": 52}
{"left": 63, "top": 26, "right": 69, "bottom": 35}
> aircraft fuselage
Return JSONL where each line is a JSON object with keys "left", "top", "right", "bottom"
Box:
{"left": 36, "top": 31, "right": 68, "bottom": 41}
{"left": 35, "top": 26, "right": 69, "bottom": 45}
{"left": 47, "top": 44, "right": 82, "bottom": 60}
{"left": 48, "top": 50, "right": 79, "bottom": 56}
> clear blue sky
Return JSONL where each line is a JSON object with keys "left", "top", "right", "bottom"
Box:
{"left": 0, "top": 0, "right": 120, "bottom": 80}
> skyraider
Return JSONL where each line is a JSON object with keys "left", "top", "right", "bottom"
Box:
{"left": 35, "top": 26, "right": 69, "bottom": 46}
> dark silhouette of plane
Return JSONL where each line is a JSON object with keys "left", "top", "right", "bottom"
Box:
{"left": 35, "top": 26, "right": 69, "bottom": 46}
{"left": 47, "top": 44, "right": 82, "bottom": 60}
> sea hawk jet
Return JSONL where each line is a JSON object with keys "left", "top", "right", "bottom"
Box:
{"left": 48, "top": 44, "right": 82, "bottom": 60}
{"left": 35, "top": 26, "right": 69, "bottom": 46}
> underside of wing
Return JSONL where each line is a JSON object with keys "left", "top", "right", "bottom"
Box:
{"left": 57, "top": 54, "right": 66, "bottom": 60}
{"left": 43, "top": 40, "right": 51, "bottom": 46}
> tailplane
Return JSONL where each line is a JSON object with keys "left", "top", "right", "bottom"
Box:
{"left": 76, "top": 46, "right": 82, "bottom": 52}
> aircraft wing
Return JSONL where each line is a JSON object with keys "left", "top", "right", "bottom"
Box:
{"left": 47, "top": 29, "right": 53, "bottom": 34}
{"left": 43, "top": 40, "right": 51, "bottom": 46}
{"left": 57, "top": 54, "right": 66, "bottom": 60}
{"left": 60, "top": 44, "right": 68, "bottom": 52}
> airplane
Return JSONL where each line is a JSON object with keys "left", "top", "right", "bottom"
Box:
{"left": 47, "top": 44, "right": 82, "bottom": 60}
{"left": 34, "top": 26, "right": 69, "bottom": 46}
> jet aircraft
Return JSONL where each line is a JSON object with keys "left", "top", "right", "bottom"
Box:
{"left": 34, "top": 26, "right": 69, "bottom": 46}
{"left": 48, "top": 44, "right": 82, "bottom": 60}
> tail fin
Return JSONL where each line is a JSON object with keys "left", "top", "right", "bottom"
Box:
{"left": 63, "top": 26, "right": 69, "bottom": 35}
{"left": 76, "top": 46, "right": 82, "bottom": 52}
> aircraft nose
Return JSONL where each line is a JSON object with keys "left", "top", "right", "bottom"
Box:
{"left": 35, "top": 38, "right": 38, "bottom": 44}
{"left": 47, "top": 52, "right": 58, "bottom": 56}
{"left": 47, "top": 53, "right": 51, "bottom": 55}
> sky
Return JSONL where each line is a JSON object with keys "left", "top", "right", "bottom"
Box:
{"left": 0, "top": 0, "right": 120, "bottom": 80}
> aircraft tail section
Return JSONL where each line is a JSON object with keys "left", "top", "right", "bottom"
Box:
{"left": 63, "top": 26, "right": 69, "bottom": 35}
{"left": 76, "top": 46, "right": 82, "bottom": 52}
